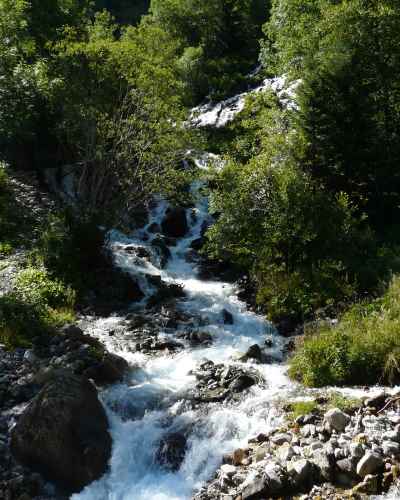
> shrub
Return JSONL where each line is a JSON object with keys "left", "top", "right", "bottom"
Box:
{"left": 32, "top": 211, "right": 107, "bottom": 294}
{"left": 0, "top": 294, "right": 49, "bottom": 349}
{"left": 16, "top": 267, "right": 75, "bottom": 309}
{"left": 288, "top": 276, "right": 400, "bottom": 387}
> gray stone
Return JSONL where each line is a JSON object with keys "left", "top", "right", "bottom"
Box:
{"left": 287, "top": 459, "right": 314, "bottom": 486}
{"left": 271, "top": 433, "right": 292, "bottom": 446}
{"left": 23, "top": 350, "right": 38, "bottom": 365}
{"left": 276, "top": 444, "right": 295, "bottom": 462}
{"left": 311, "top": 450, "right": 334, "bottom": 481}
{"left": 241, "top": 474, "right": 266, "bottom": 499}
{"left": 265, "top": 463, "right": 285, "bottom": 494}
{"left": 10, "top": 372, "right": 111, "bottom": 493}
{"left": 349, "top": 442, "right": 365, "bottom": 459}
{"left": 356, "top": 452, "right": 384, "bottom": 478}
{"left": 337, "top": 458, "right": 357, "bottom": 475}
{"left": 324, "top": 408, "right": 350, "bottom": 432}
{"left": 383, "top": 425, "right": 400, "bottom": 443}
{"left": 382, "top": 440, "right": 400, "bottom": 456}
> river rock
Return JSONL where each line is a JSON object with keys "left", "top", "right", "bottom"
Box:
{"left": 264, "top": 462, "right": 286, "bottom": 494}
{"left": 364, "top": 391, "right": 387, "bottom": 409}
{"left": 10, "top": 372, "right": 111, "bottom": 492}
{"left": 161, "top": 207, "right": 188, "bottom": 238}
{"left": 311, "top": 450, "right": 335, "bottom": 481}
{"left": 383, "top": 424, "right": 400, "bottom": 443}
{"left": 324, "top": 408, "right": 350, "bottom": 432}
{"left": 83, "top": 351, "right": 128, "bottom": 385}
{"left": 229, "top": 374, "right": 256, "bottom": 393}
{"left": 287, "top": 458, "right": 314, "bottom": 487}
{"left": 356, "top": 452, "right": 384, "bottom": 477}
{"left": 241, "top": 473, "right": 266, "bottom": 499}
{"left": 271, "top": 433, "right": 292, "bottom": 446}
{"left": 276, "top": 444, "right": 295, "bottom": 462}
{"left": 222, "top": 309, "right": 234, "bottom": 324}
{"left": 156, "top": 432, "right": 187, "bottom": 471}
{"left": 382, "top": 440, "right": 400, "bottom": 456}
{"left": 243, "top": 344, "right": 262, "bottom": 362}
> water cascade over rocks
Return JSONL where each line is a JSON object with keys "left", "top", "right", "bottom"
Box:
{"left": 69, "top": 81, "right": 299, "bottom": 497}
{"left": 70, "top": 81, "right": 400, "bottom": 500}
{"left": 73, "top": 166, "right": 292, "bottom": 500}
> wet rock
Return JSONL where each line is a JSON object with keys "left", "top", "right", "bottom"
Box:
{"left": 222, "top": 309, "right": 234, "bottom": 325}
{"left": 151, "top": 236, "right": 171, "bottom": 267}
{"left": 82, "top": 352, "right": 128, "bottom": 385}
{"left": 156, "top": 432, "right": 187, "bottom": 471}
{"left": 10, "top": 372, "right": 111, "bottom": 493}
{"left": 364, "top": 392, "right": 387, "bottom": 410}
{"left": 147, "top": 279, "right": 186, "bottom": 308}
{"left": 190, "top": 238, "right": 204, "bottom": 251}
{"left": 220, "top": 464, "right": 236, "bottom": 477}
{"left": 187, "top": 331, "right": 212, "bottom": 346}
{"left": 232, "top": 448, "right": 247, "bottom": 466}
{"left": 324, "top": 408, "right": 350, "bottom": 432}
{"left": 356, "top": 452, "right": 384, "bottom": 477}
{"left": 23, "top": 350, "right": 38, "bottom": 365}
{"left": 243, "top": 344, "right": 262, "bottom": 362}
{"left": 229, "top": 374, "right": 256, "bottom": 393}
{"left": 161, "top": 207, "right": 188, "bottom": 238}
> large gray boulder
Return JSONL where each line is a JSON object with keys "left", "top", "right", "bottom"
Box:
{"left": 324, "top": 408, "right": 350, "bottom": 432}
{"left": 11, "top": 372, "right": 112, "bottom": 493}
{"left": 356, "top": 452, "right": 384, "bottom": 478}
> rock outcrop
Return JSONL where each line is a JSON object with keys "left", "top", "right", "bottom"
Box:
{"left": 11, "top": 372, "right": 112, "bottom": 493}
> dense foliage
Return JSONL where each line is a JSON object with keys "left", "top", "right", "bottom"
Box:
{"left": 206, "top": 0, "right": 400, "bottom": 326}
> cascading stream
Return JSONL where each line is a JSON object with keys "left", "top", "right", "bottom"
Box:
{"left": 72, "top": 157, "right": 298, "bottom": 500}
{"left": 71, "top": 79, "right": 399, "bottom": 500}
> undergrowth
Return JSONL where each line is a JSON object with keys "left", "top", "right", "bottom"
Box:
{"left": 289, "top": 276, "right": 400, "bottom": 387}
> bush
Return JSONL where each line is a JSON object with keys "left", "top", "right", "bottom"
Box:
{"left": 288, "top": 276, "right": 400, "bottom": 387}
{"left": 32, "top": 212, "right": 107, "bottom": 294}
{"left": 0, "top": 294, "right": 50, "bottom": 349}
{"left": 16, "top": 267, "right": 75, "bottom": 310}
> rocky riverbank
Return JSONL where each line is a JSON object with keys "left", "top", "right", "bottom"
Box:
{"left": 194, "top": 393, "right": 400, "bottom": 499}
{"left": 0, "top": 323, "right": 130, "bottom": 500}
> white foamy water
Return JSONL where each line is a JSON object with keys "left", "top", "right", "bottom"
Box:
{"left": 72, "top": 152, "right": 297, "bottom": 500}
{"left": 190, "top": 76, "right": 300, "bottom": 128}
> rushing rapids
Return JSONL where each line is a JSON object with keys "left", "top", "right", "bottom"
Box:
{"left": 72, "top": 161, "right": 296, "bottom": 500}
{"left": 70, "top": 81, "right": 400, "bottom": 500}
